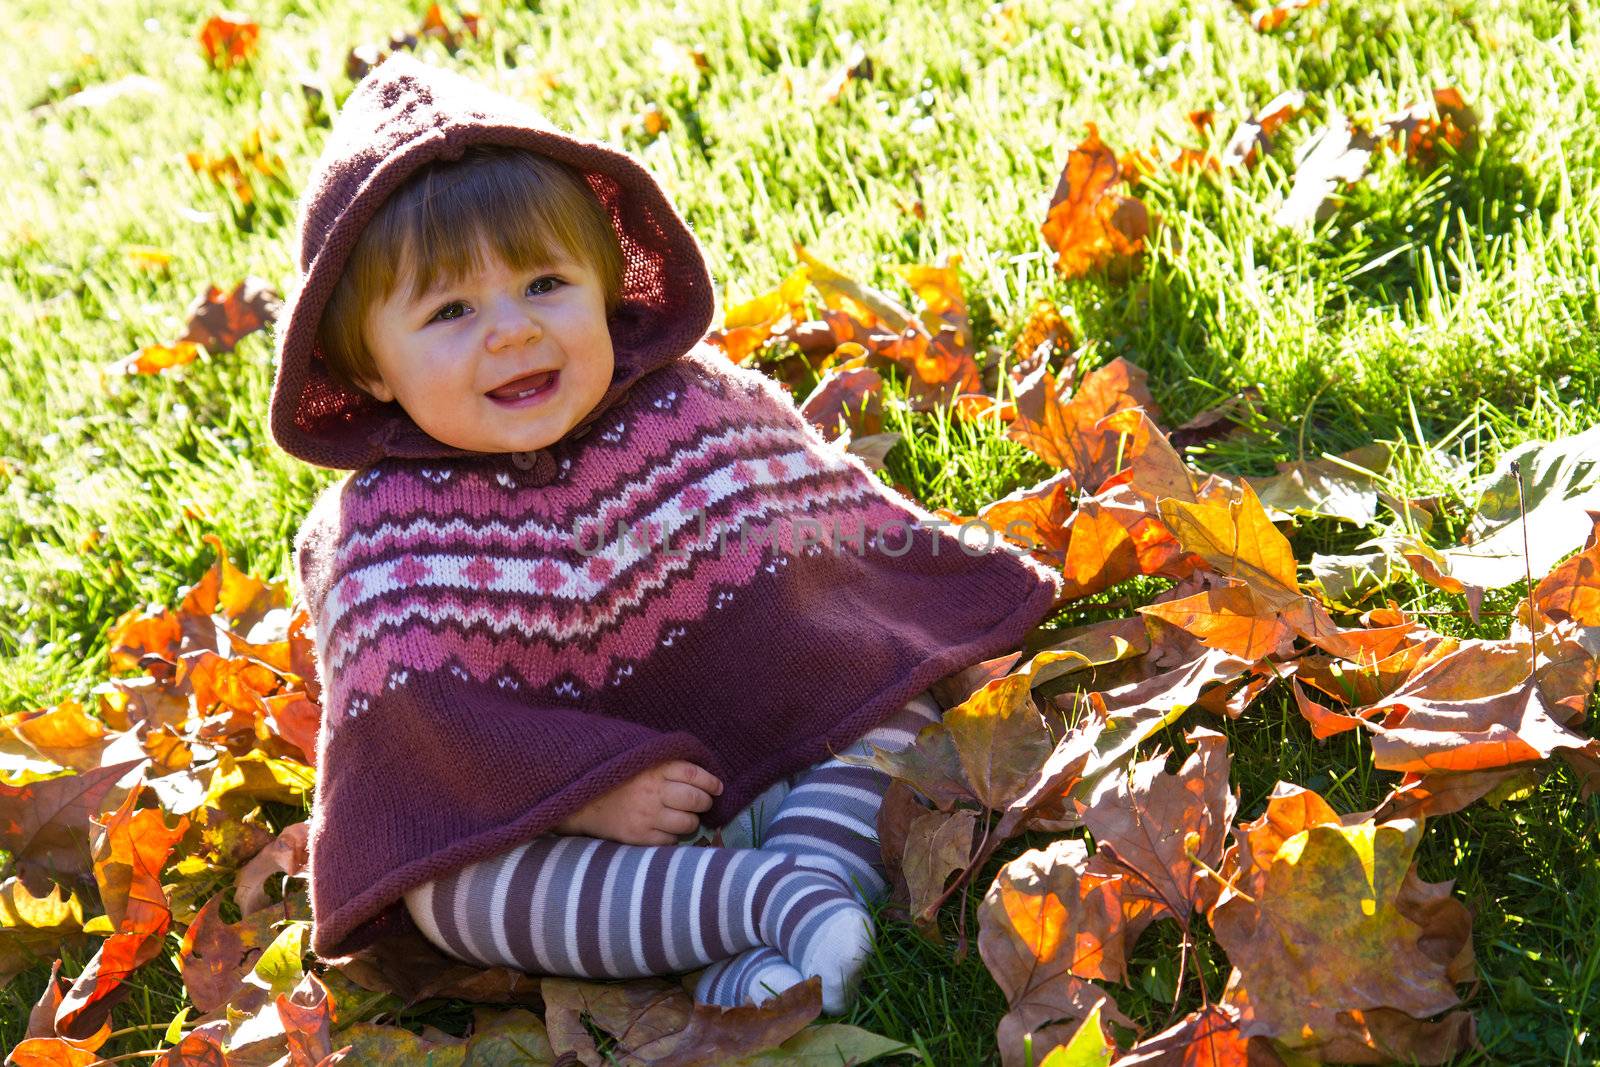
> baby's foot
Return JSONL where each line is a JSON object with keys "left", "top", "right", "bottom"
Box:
{"left": 758, "top": 863, "right": 874, "bottom": 1015}
{"left": 693, "top": 945, "right": 806, "bottom": 1008}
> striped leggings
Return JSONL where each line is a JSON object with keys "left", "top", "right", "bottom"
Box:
{"left": 401, "top": 689, "right": 942, "bottom": 1011}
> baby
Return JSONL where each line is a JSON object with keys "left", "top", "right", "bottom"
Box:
{"left": 269, "top": 53, "right": 1063, "bottom": 1013}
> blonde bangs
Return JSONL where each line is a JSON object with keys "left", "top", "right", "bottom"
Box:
{"left": 316, "top": 146, "right": 625, "bottom": 396}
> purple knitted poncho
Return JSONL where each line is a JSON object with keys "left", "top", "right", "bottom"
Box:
{"left": 269, "top": 53, "right": 1064, "bottom": 961}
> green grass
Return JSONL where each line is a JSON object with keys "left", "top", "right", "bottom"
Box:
{"left": 4, "top": 0, "right": 1600, "bottom": 1062}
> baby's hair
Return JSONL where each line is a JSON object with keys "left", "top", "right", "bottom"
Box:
{"left": 317, "top": 144, "right": 626, "bottom": 397}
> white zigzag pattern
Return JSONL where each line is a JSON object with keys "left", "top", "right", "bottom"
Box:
{"left": 325, "top": 443, "right": 826, "bottom": 634}
{"left": 321, "top": 467, "right": 880, "bottom": 667}
{"left": 340, "top": 422, "right": 816, "bottom": 553}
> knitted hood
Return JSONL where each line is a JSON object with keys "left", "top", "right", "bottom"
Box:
{"left": 268, "top": 52, "right": 715, "bottom": 472}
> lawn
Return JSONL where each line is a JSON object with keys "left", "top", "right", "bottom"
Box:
{"left": 3, "top": 0, "right": 1600, "bottom": 1063}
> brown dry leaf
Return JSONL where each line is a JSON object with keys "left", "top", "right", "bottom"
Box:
{"left": 179, "top": 276, "right": 284, "bottom": 355}
{"left": 176, "top": 893, "right": 285, "bottom": 1014}
{"left": 976, "top": 469, "right": 1075, "bottom": 569}
{"left": 901, "top": 808, "right": 979, "bottom": 924}
{"left": 274, "top": 972, "right": 349, "bottom": 1066}
{"left": 1118, "top": 1002, "right": 1285, "bottom": 1065}
{"left": 197, "top": 12, "right": 260, "bottom": 70}
{"left": 1074, "top": 646, "right": 1256, "bottom": 730}
{"left": 832, "top": 711, "right": 972, "bottom": 812}
{"left": 105, "top": 609, "right": 182, "bottom": 676}
{"left": 1041, "top": 123, "right": 1151, "bottom": 280}
{"left": 1292, "top": 677, "right": 1384, "bottom": 740}
{"left": 262, "top": 694, "right": 321, "bottom": 767}
{"left": 0, "top": 758, "right": 147, "bottom": 904}
{"left": 800, "top": 361, "right": 889, "bottom": 441}
{"left": 1167, "top": 387, "right": 1266, "bottom": 453}
{"left": 940, "top": 663, "right": 1070, "bottom": 812}
{"left": 542, "top": 971, "right": 905, "bottom": 1065}
{"left": 1531, "top": 512, "right": 1600, "bottom": 625}
{"left": 1058, "top": 498, "right": 1146, "bottom": 601}
{"left": 1009, "top": 299, "right": 1076, "bottom": 385}
{"left": 152, "top": 1021, "right": 237, "bottom": 1065}
{"left": 1211, "top": 785, "right": 1475, "bottom": 1062}
{"left": 1372, "top": 765, "right": 1541, "bottom": 822}
{"left": 976, "top": 838, "right": 1128, "bottom": 1067}
{"left": 234, "top": 821, "right": 310, "bottom": 916}
{"left": 181, "top": 533, "right": 286, "bottom": 636}
{"left": 874, "top": 325, "right": 985, "bottom": 413}
{"left": 17, "top": 960, "right": 114, "bottom": 1059}
{"left": 1363, "top": 637, "right": 1600, "bottom": 775}
{"left": 1075, "top": 727, "right": 1237, "bottom": 931}
{"left": 328, "top": 920, "right": 542, "bottom": 1005}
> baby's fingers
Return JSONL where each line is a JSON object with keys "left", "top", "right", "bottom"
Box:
{"left": 662, "top": 760, "right": 724, "bottom": 797}
{"left": 661, "top": 780, "right": 717, "bottom": 813}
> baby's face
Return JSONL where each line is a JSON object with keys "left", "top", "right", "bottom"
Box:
{"left": 357, "top": 247, "right": 615, "bottom": 456}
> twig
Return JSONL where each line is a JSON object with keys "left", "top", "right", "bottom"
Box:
{"left": 1513, "top": 458, "right": 1537, "bottom": 680}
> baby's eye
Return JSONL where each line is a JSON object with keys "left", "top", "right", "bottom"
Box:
{"left": 429, "top": 277, "right": 563, "bottom": 323}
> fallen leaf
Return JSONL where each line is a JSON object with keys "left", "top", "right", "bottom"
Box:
{"left": 977, "top": 838, "right": 1128, "bottom": 1067}
{"left": 179, "top": 277, "right": 284, "bottom": 355}
{"left": 0, "top": 758, "right": 147, "bottom": 903}
{"left": 105, "top": 341, "right": 204, "bottom": 377}
{"left": 1035, "top": 1000, "right": 1116, "bottom": 1066}
{"left": 798, "top": 361, "right": 883, "bottom": 441}
{"left": 1247, "top": 443, "right": 1391, "bottom": 525}
{"left": 9, "top": 701, "right": 111, "bottom": 774}
{"left": 1220, "top": 91, "right": 1305, "bottom": 169}
{"left": 1007, "top": 358, "right": 1160, "bottom": 492}
{"left": 197, "top": 12, "right": 260, "bottom": 70}
{"left": 1274, "top": 115, "right": 1384, "bottom": 228}
{"left": 1042, "top": 123, "right": 1151, "bottom": 280}
{"left": 1118, "top": 1001, "right": 1283, "bottom": 1065}
{"left": 234, "top": 822, "right": 310, "bottom": 917}
{"left": 1531, "top": 512, "right": 1600, "bottom": 624}
{"left": 901, "top": 808, "right": 979, "bottom": 923}
{"left": 1211, "top": 787, "right": 1474, "bottom": 1062}
{"left": 1157, "top": 481, "right": 1299, "bottom": 609}
{"left": 1075, "top": 728, "right": 1237, "bottom": 931}
{"left": 177, "top": 894, "right": 285, "bottom": 1014}
{"left": 1140, "top": 584, "right": 1297, "bottom": 662}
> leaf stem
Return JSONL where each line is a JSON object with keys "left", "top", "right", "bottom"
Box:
{"left": 1184, "top": 845, "right": 1256, "bottom": 905}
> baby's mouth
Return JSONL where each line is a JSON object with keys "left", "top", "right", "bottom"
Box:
{"left": 487, "top": 370, "right": 559, "bottom": 405}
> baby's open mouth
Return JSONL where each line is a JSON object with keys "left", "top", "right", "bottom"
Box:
{"left": 487, "top": 370, "right": 559, "bottom": 405}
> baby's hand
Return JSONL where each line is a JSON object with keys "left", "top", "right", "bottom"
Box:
{"left": 554, "top": 760, "right": 724, "bottom": 846}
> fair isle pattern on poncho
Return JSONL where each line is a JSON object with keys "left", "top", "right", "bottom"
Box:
{"left": 295, "top": 343, "right": 1065, "bottom": 960}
